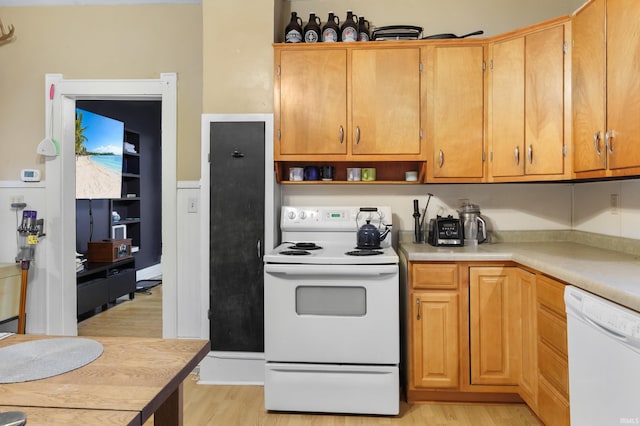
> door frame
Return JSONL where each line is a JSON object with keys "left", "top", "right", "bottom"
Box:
{"left": 44, "top": 73, "right": 177, "bottom": 336}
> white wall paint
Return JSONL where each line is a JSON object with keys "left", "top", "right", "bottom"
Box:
{"left": 0, "top": 183, "right": 47, "bottom": 333}
{"left": 281, "top": 183, "right": 574, "bottom": 233}
{"left": 573, "top": 179, "right": 640, "bottom": 238}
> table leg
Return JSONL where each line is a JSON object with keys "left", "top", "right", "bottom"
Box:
{"left": 154, "top": 382, "right": 183, "bottom": 426}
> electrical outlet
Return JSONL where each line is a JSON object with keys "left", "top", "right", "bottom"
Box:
{"left": 610, "top": 193, "right": 619, "bottom": 215}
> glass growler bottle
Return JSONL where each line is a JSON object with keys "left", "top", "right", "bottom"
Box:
{"left": 304, "top": 12, "right": 321, "bottom": 43}
{"left": 341, "top": 10, "right": 358, "bottom": 42}
{"left": 358, "top": 16, "right": 370, "bottom": 42}
{"left": 322, "top": 11, "right": 340, "bottom": 42}
{"left": 284, "top": 12, "right": 303, "bottom": 43}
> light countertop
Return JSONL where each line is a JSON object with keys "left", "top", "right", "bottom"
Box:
{"left": 399, "top": 237, "right": 640, "bottom": 313}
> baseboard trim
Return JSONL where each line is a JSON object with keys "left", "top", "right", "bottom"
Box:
{"left": 198, "top": 351, "right": 265, "bottom": 385}
{"left": 136, "top": 263, "right": 162, "bottom": 281}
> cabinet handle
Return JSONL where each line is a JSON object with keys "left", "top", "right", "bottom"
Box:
{"left": 416, "top": 297, "right": 421, "bottom": 320}
{"left": 356, "top": 126, "right": 361, "bottom": 144}
{"left": 605, "top": 130, "right": 614, "bottom": 154}
{"left": 527, "top": 144, "right": 533, "bottom": 164}
{"left": 515, "top": 146, "right": 520, "bottom": 166}
{"left": 438, "top": 149, "right": 444, "bottom": 168}
{"left": 339, "top": 126, "right": 344, "bottom": 144}
{"left": 593, "top": 131, "right": 602, "bottom": 156}
{"left": 257, "top": 239, "right": 262, "bottom": 258}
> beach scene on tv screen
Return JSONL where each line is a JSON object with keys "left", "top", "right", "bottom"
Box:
{"left": 75, "top": 108, "right": 124, "bottom": 200}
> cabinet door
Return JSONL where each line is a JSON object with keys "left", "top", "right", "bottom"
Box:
{"left": 519, "top": 269, "right": 538, "bottom": 410}
{"left": 277, "top": 49, "right": 347, "bottom": 155}
{"left": 572, "top": 0, "right": 607, "bottom": 174}
{"left": 524, "top": 25, "right": 565, "bottom": 176}
{"left": 606, "top": 0, "right": 640, "bottom": 171}
{"left": 425, "top": 45, "right": 484, "bottom": 179}
{"left": 411, "top": 292, "right": 459, "bottom": 389}
{"left": 469, "top": 266, "right": 521, "bottom": 385}
{"left": 351, "top": 48, "right": 421, "bottom": 156}
{"left": 489, "top": 37, "right": 525, "bottom": 178}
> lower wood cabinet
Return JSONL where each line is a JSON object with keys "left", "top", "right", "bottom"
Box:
{"left": 536, "top": 275, "right": 570, "bottom": 426}
{"left": 412, "top": 291, "right": 459, "bottom": 389}
{"left": 406, "top": 260, "right": 568, "bottom": 424}
{"left": 469, "top": 266, "right": 522, "bottom": 386}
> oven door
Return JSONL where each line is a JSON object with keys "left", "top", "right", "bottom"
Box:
{"left": 264, "top": 263, "right": 399, "bottom": 364}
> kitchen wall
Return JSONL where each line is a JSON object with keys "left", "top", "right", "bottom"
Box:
{"left": 574, "top": 179, "right": 640, "bottom": 239}
{"left": 0, "top": 3, "right": 202, "bottom": 181}
{"left": 281, "top": 183, "right": 574, "bottom": 235}
{"left": 275, "top": 0, "right": 585, "bottom": 41}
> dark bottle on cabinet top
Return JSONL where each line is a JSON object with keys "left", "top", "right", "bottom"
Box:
{"left": 304, "top": 12, "right": 321, "bottom": 43}
{"left": 341, "top": 10, "right": 358, "bottom": 42}
{"left": 358, "top": 17, "right": 370, "bottom": 41}
{"left": 322, "top": 11, "right": 340, "bottom": 42}
{"left": 285, "top": 12, "right": 303, "bottom": 43}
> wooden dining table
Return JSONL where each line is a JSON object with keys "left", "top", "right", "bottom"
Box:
{"left": 0, "top": 334, "right": 209, "bottom": 426}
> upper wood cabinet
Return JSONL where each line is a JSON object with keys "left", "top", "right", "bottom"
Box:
{"left": 573, "top": 0, "right": 640, "bottom": 178}
{"left": 274, "top": 44, "right": 423, "bottom": 161}
{"left": 275, "top": 48, "right": 348, "bottom": 157}
{"left": 488, "top": 19, "right": 571, "bottom": 181}
{"left": 424, "top": 44, "right": 485, "bottom": 182}
{"left": 351, "top": 48, "right": 422, "bottom": 156}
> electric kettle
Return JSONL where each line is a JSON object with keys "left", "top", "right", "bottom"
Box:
{"left": 457, "top": 201, "right": 487, "bottom": 246}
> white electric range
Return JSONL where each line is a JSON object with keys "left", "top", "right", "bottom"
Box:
{"left": 263, "top": 206, "right": 400, "bottom": 416}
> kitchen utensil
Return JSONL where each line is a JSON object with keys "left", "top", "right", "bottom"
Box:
{"left": 419, "top": 193, "right": 433, "bottom": 241}
{"left": 361, "top": 167, "right": 376, "bottom": 181}
{"left": 289, "top": 167, "right": 304, "bottom": 181}
{"left": 412, "top": 199, "right": 421, "bottom": 243}
{"left": 347, "top": 167, "right": 361, "bottom": 181}
{"left": 405, "top": 171, "right": 418, "bottom": 181}
{"left": 320, "top": 165, "right": 334, "bottom": 181}
{"left": 457, "top": 201, "right": 487, "bottom": 245}
{"left": 356, "top": 207, "right": 391, "bottom": 249}
{"left": 37, "top": 84, "right": 59, "bottom": 157}
{"left": 422, "top": 30, "right": 484, "bottom": 39}
{"left": 303, "top": 166, "right": 320, "bottom": 181}
{"left": 371, "top": 25, "right": 423, "bottom": 41}
{"left": 427, "top": 215, "right": 463, "bottom": 247}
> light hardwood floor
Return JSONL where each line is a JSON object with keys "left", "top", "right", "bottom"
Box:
{"left": 78, "top": 285, "right": 542, "bottom": 426}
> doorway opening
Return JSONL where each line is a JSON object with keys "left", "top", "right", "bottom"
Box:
{"left": 43, "top": 74, "right": 177, "bottom": 337}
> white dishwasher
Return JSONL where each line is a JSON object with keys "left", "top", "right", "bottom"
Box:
{"left": 565, "top": 286, "right": 640, "bottom": 426}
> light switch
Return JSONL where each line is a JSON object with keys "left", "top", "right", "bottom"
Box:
{"left": 188, "top": 197, "right": 198, "bottom": 213}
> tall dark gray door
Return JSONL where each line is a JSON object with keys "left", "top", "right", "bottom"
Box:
{"left": 209, "top": 121, "right": 265, "bottom": 352}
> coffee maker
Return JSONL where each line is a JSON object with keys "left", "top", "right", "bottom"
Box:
{"left": 457, "top": 201, "right": 487, "bottom": 246}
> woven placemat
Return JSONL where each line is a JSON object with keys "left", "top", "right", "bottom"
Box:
{"left": 0, "top": 337, "right": 103, "bottom": 383}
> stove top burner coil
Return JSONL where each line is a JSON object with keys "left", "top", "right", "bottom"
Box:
{"left": 345, "top": 250, "right": 384, "bottom": 256}
{"left": 288, "top": 242, "right": 323, "bottom": 250}
{"left": 279, "top": 250, "right": 312, "bottom": 256}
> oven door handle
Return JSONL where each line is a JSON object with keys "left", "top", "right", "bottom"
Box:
{"left": 264, "top": 264, "right": 398, "bottom": 277}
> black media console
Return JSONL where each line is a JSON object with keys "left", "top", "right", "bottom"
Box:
{"left": 76, "top": 257, "right": 136, "bottom": 317}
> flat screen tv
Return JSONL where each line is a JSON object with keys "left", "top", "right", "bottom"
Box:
{"left": 75, "top": 108, "right": 125, "bottom": 199}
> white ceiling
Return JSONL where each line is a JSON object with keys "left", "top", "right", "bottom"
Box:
{"left": 0, "top": 0, "right": 199, "bottom": 5}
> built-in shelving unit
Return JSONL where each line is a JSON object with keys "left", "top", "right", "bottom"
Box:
{"left": 110, "top": 130, "right": 141, "bottom": 252}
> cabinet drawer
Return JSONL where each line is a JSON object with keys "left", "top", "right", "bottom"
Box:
{"left": 538, "top": 376, "right": 570, "bottom": 426}
{"left": 411, "top": 263, "right": 458, "bottom": 290}
{"left": 107, "top": 268, "right": 136, "bottom": 301}
{"left": 538, "top": 341, "right": 568, "bottom": 398}
{"left": 537, "top": 275, "right": 566, "bottom": 317}
{"left": 77, "top": 278, "right": 108, "bottom": 315}
{"left": 537, "top": 306, "right": 567, "bottom": 356}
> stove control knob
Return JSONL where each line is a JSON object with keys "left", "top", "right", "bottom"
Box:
{"left": 299, "top": 211, "right": 307, "bottom": 220}
{"left": 287, "top": 210, "right": 296, "bottom": 220}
